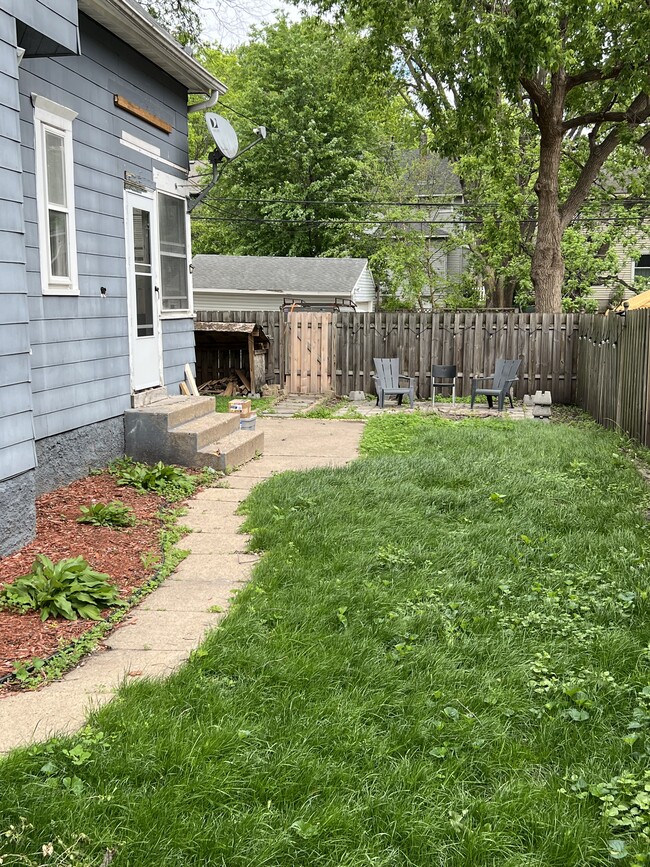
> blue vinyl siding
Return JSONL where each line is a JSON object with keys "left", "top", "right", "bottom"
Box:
{"left": 0, "top": 8, "right": 35, "bottom": 483}
{"left": 18, "top": 12, "right": 193, "bottom": 440}
{"left": 162, "top": 318, "right": 196, "bottom": 393}
{"left": 11, "top": 0, "right": 78, "bottom": 56}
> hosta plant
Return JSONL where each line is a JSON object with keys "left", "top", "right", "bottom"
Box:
{"left": 115, "top": 460, "right": 195, "bottom": 500}
{"left": 77, "top": 500, "right": 136, "bottom": 528}
{"left": 0, "top": 555, "right": 120, "bottom": 621}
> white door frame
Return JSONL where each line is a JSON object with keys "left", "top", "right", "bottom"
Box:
{"left": 124, "top": 189, "right": 164, "bottom": 391}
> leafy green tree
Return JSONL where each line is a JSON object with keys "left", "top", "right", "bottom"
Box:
{"left": 300, "top": 0, "right": 650, "bottom": 312}
{"left": 439, "top": 104, "right": 649, "bottom": 311}
{"left": 146, "top": 0, "right": 202, "bottom": 46}
{"left": 190, "top": 17, "right": 410, "bottom": 260}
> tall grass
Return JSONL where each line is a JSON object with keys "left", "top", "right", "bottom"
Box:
{"left": 1, "top": 415, "right": 650, "bottom": 865}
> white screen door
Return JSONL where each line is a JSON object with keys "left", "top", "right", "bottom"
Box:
{"left": 126, "top": 191, "right": 162, "bottom": 390}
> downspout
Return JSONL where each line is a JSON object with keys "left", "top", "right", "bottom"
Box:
{"left": 188, "top": 90, "right": 219, "bottom": 114}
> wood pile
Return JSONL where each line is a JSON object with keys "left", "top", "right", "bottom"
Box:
{"left": 198, "top": 369, "right": 251, "bottom": 396}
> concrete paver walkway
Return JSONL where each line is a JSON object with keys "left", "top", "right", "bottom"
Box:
{"left": 331, "top": 398, "right": 533, "bottom": 420}
{"left": 262, "top": 394, "right": 321, "bottom": 417}
{"left": 0, "top": 418, "right": 363, "bottom": 755}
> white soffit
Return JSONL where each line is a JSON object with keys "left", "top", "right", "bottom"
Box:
{"left": 78, "top": 0, "right": 227, "bottom": 95}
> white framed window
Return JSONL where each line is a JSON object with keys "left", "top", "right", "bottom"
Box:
{"left": 634, "top": 254, "right": 650, "bottom": 281}
{"left": 32, "top": 94, "right": 78, "bottom": 295}
{"left": 157, "top": 190, "right": 191, "bottom": 313}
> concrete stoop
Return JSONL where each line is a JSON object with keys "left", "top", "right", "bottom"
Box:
{"left": 124, "top": 396, "right": 263, "bottom": 472}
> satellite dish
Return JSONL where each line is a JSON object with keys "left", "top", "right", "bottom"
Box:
{"left": 205, "top": 113, "right": 239, "bottom": 160}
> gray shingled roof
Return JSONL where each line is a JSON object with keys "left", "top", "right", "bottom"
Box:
{"left": 192, "top": 255, "right": 369, "bottom": 295}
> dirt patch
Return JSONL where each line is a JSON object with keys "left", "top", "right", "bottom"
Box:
{"left": 0, "top": 473, "right": 166, "bottom": 689}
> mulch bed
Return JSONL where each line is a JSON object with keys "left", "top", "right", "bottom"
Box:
{"left": 0, "top": 472, "right": 168, "bottom": 692}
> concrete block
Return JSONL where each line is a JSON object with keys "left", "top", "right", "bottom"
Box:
{"left": 0, "top": 469, "right": 36, "bottom": 556}
{"left": 532, "top": 406, "right": 552, "bottom": 418}
{"left": 36, "top": 417, "right": 125, "bottom": 494}
{"left": 533, "top": 390, "right": 552, "bottom": 405}
{"left": 523, "top": 394, "right": 534, "bottom": 406}
{"left": 349, "top": 391, "right": 366, "bottom": 402}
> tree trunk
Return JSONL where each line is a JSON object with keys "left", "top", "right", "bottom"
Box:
{"left": 485, "top": 271, "right": 516, "bottom": 308}
{"left": 532, "top": 129, "right": 565, "bottom": 311}
{"left": 530, "top": 76, "right": 566, "bottom": 313}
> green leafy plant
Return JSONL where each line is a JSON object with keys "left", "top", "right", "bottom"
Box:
{"left": 115, "top": 460, "right": 196, "bottom": 500}
{"left": 12, "top": 656, "right": 44, "bottom": 685}
{"left": 0, "top": 555, "right": 120, "bottom": 621}
{"left": 77, "top": 501, "right": 136, "bottom": 528}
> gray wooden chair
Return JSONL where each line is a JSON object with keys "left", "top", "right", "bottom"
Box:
{"left": 431, "top": 364, "right": 457, "bottom": 405}
{"left": 373, "top": 358, "right": 415, "bottom": 408}
{"left": 471, "top": 358, "right": 521, "bottom": 411}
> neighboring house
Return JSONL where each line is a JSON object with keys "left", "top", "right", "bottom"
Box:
{"left": 0, "top": 0, "right": 226, "bottom": 556}
{"left": 592, "top": 246, "right": 650, "bottom": 311}
{"left": 192, "top": 255, "right": 377, "bottom": 312}
{"left": 374, "top": 151, "right": 470, "bottom": 309}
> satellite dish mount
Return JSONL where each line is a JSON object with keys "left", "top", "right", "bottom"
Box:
{"left": 187, "top": 113, "right": 268, "bottom": 212}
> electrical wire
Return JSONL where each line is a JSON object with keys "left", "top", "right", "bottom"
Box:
{"left": 191, "top": 213, "right": 650, "bottom": 226}
{"left": 192, "top": 194, "right": 650, "bottom": 209}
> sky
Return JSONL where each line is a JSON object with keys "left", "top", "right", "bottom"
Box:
{"left": 199, "top": 0, "right": 304, "bottom": 47}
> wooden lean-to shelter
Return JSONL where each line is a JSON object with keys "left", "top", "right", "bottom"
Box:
{"left": 194, "top": 321, "right": 271, "bottom": 394}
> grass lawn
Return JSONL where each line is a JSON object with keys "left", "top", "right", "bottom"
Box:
{"left": 214, "top": 395, "right": 277, "bottom": 414}
{"left": 2, "top": 415, "right": 650, "bottom": 865}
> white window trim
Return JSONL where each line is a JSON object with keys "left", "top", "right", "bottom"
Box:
{"left": 634, "top": 253, "right": 650, "bottom": 281}
{"left": 32, "top": 94, "right": 79, "bottom": 296}
{"left": 155, "top": 170, "right": 193, "bottom": 318}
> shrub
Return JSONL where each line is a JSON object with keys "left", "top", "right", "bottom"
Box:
{"left": 77, "top": 501, "right": 136, "bottom": 528}
{"left": 0, "top": 555, "right": 120, "bottom": 621}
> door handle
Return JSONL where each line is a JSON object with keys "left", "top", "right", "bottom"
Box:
{"left": 154, "top": 286, "right": 160, "bottom": 294}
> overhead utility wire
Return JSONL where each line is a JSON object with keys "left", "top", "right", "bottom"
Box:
{"left": 197, "top": 195, "right": 650, "bottom": 208}
{"left": 217, "top": 100, "right": 287, "bottom": 139}
{"left": 191, "top": 214, "right": 650, "bottom": 226}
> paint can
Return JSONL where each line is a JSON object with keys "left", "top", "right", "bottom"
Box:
{"left": 240, "top": 413, "right": 257, "bottom": 431}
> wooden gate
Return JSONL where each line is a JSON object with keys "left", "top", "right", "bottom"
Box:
{"left": 284, "top": 312, "right": 332, "bottom": 393}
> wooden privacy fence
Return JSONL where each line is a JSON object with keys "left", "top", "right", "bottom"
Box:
{"left": 333, "top": 311, "right": 578, "bottom": 402}
{"left": 195, "top": 310, "right": 580, "bottom": 402}
{"left": 576, "top": 310, "right": 650, "bottom": 446}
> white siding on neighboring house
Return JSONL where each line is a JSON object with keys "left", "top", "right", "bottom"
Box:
{"left": 194, "top": 289, "right": 289, "bottom": 312}
{"left": 447, "top": 246, "right": 466, "bottom": 277}
{"left": 351, "top": 267, "right": 376, "bottom": 311}
{"left": 592, "top": 241, "right": 647, "bottom": 311}
{"left": 194, "top": 287, "right": 373, "bottom": 312}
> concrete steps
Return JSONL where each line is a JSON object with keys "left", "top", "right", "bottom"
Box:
{"left": 124, "top": 397, "right": 263, "bottom": 472}
{"left": 199, "top": 429, "right": 264, "bottom": 471}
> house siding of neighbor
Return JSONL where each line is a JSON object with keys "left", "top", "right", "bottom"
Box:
{"left": 193, "top": 255, "right": 377, "bottom": 312}
{"left": 591, "top": 241, "right": 649, "bottom": 311}
{"left": 0, "top": 0, "right": 225, "bottom": 556}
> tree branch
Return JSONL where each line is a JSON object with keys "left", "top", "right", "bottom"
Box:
{"left": 566, "top": 63, "right": 625, "bottom": 92}
{"left": 560, "top": 92, "right": 650, "bottom": 228}
{"left": 402, "top": 52, "right": 446, "bottom": 114}
{"left": 520, "top": 73, "right": 548, "bottom": 109}
{"left": 639, "top": 129, "right": 650, "bottom": 155}
{"left": 564, "top": 90, "right": 650, "bottom": 130}
{"left": 396, "top": 85, "right": 429, "bottom": 126}
{"left": 564, "top": 109, "right": 632, "bottom": 130}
